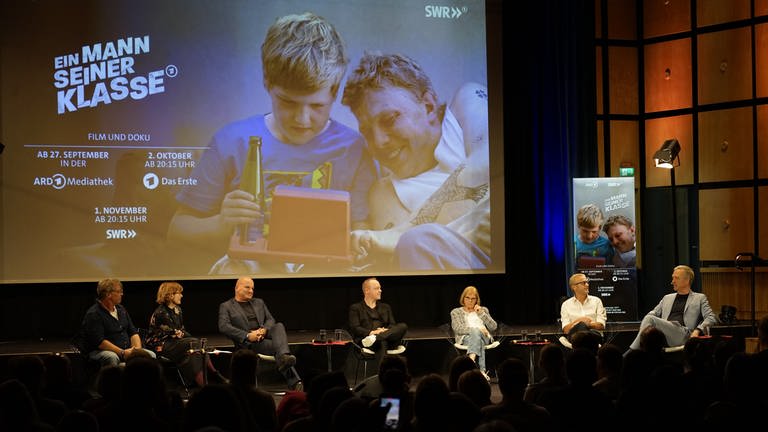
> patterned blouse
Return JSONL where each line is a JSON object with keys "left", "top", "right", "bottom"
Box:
{"left": 146, "top": 304, "right": 191, "bottom": 349}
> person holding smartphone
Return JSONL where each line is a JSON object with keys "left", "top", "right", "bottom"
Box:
{"left": 372, "top": 355, "right": 414, "bottom": 430}
{"left": 380, "top": 396, "right": 401, "bottom": 430}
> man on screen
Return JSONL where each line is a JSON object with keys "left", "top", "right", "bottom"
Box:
{"left": 603, "top": 214, "right": 636, "bottom": 267}
{"left": 341, "top": 52, "right": 490, "bottom": 271}
{"left": 167, "top": 12, "right": 374, "bottom": 274}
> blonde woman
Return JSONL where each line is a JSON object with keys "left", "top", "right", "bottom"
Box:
{"left": 450, "top": 286, "right": 497, "bottom": 376}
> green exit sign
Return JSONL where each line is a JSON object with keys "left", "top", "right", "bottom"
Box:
{"left": 619, "top": 167, "right": 635, "bottom": 177}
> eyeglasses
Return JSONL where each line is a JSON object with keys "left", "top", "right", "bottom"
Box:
{"left": 573, "top": 280, "right": 589, "bottom": 286}
{"left": 465, "top": 296, "right": 477, "bottom": 300}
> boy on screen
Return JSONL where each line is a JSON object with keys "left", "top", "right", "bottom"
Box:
{"left": 574, "top": 203, "right": 613, "bottom": 268}
{"left": 341, "top": 52, "right": 490, "bottom": 271}
{"left": 167, "top": 12, "right": 375, "bottom": 274}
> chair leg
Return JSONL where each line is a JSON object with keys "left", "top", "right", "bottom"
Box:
{"left": 353, "top": 355, "right": 371, "bottom": 386}
{"left": 175, "top": 367, "right": 190, "bottom": 399}
{"left": 354, "top": 357, "right": 362, "bottom": 386}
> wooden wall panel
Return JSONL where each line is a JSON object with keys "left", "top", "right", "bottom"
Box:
{"left": 644, "top": 115, "right": 693, "bottom": 186}
{"left": 608, "top": 0, "right": 637, "bottom": 40}
{"left": 610, "top": 120, "right": 639, "bottom": 177}
{"left": 644, "top": 0, "right": 690, "bottom": 38}
{"left": 609, "top": 47, "right": 639, "bottom": 114}
{"left": 697, "top": 0, "right": 750, "bottom": 27}
{"left": 701, "top": 269, "right": 768, "bottom": 320}
{"left": 761, "top": 186, "right": 768, "bottom": 260}
{"left": 759, "top": 105, "right": 768, "bottom": 179}
{"left": 699, "top": 188, "right": 754, "bottom": 261}
{"left": 757, "top": 24, "right": 768, "bottom": 98}
{"left": 698, "top": 107, "right": 754, "bottom": 182}
{"left": 644, "top": 39, "right": 692, "bottom": 112}
{"left": 698, "top": 27, "right": 753, "bottom": 105}
{"left": 597, "top": 120, "right": 605, "bottom": 177}
{"left": 596, "top": 47, "right": 604, "bottom": 114}
{"left": 757, "top": 0, "right": 768, "bottom": 16}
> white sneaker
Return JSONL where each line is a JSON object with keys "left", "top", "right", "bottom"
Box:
{"left": 481, "top": 370, "right": 491, "bottom": 382}
{"left": 362, "top": 347, "right": 376, "bottom": 355}
{"left": 386, "top": 345, "right": 406, "bottom": 355}
{"left": 362, "top": 335, "right": 376, "bottom": 347}
{"left": 558, "top": 336, "right": 573, "bottom": 349}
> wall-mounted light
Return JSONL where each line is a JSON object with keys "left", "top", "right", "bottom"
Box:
{"left": 653, "top": 138, "right": 681, "bottom": 169}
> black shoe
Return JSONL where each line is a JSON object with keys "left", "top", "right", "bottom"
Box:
{"left": 277, "top": 354, "right": 296, "bottom": 372}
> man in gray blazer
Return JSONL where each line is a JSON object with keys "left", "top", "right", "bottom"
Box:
{"left": 218, "top": 276, "right": 300, "bottom": 389}
{"left": 627, "top": 265, "right": 717, "bottom": 352}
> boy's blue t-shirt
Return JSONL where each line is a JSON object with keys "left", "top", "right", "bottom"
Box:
{"left": 574, "top": 235, "right": 613, "bottom": 263}
{"left": 177, "top": 114, "right": 375, "bottom": 231}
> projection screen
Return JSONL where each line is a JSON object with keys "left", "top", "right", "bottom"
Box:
{"left": 0, "top": 0, "right": 505, "bottom": 282}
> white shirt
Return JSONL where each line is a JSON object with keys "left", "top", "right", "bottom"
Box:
{"left": 560, "top": 295, "right": 607, "bottom": 330}
{"left": 465, "top": 311, "right": 484, "bottom": 329}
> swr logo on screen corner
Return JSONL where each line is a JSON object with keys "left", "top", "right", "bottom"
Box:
{"left": 425, "top": 5, "right": 467, "bottom": 19}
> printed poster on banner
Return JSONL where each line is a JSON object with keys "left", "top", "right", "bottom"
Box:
{"left": 572, "top": 177, "right": 637, "bottom": 322}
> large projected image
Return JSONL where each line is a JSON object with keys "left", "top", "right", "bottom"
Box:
{"left": 0, "top": 0, "right": 503, "bottom": 282}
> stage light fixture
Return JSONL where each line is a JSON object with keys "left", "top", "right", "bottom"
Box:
{"left": 653, "top": 138, "right": 681, "bottom": 169}
{"left": 653, "top": 138, "right": 682, "bottom": 264}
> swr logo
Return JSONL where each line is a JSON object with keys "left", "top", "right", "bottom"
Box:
{"left": 425, "top": 5, "right": 467, "bottom": 19}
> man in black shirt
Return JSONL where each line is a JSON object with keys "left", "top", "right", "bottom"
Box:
{"left": 77, "top": 278, "right": 156, "bottom": 366}
{"left": 348, "top": 277, "right": 408, "bottom": 358}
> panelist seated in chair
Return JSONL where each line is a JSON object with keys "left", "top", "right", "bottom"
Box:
{"left": 348, "top": 277, "right": 408, "bottom": 358}
{"left": 147, "top": 281, "right": 226, "bottom": 387}
{"left": 450, "top": 285, "right": 497, "bottom": 375}
{"left": 626, "top": 265, "right": 717, "bottom": 354}
{"left": 218, "top": 277, "right": 301, "bottom": 389}
{"left": 560, "top": 273, "right": 606, "bottom": 344}
{"left": 77, "top": 278, "right": 156, "bottom": 367}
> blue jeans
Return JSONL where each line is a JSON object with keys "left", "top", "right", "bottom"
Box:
{"left": 460, "top": 328, "right": 491, "bottom": 371}
{"left": 88, "top": 348, "right": 156, "bottom": 367}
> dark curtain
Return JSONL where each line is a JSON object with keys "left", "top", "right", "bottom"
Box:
{"left": 500, "top": 0, "right": 598, "bottom": 323}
